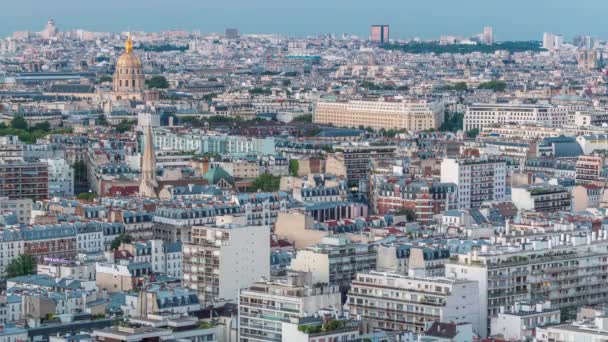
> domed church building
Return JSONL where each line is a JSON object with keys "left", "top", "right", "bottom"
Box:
{"left": 112, "top": 34, "right": 159, "bottom": 101}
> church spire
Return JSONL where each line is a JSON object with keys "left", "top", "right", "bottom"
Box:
{"left": 139, "top": 124, "right": 158, "bottom": 198}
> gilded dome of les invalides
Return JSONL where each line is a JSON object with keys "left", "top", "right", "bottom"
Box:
{"left": 116, "top": 33, "right": 142, "bottom": 68}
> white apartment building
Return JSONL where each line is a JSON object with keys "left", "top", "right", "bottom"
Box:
{"left": 464, "top": 104, "right": 585, "bottom": 132}
{"left": 289, "top": 235, "right": 376, "bottom": 286}
{"left": 490, "top": 301, "right": 560, "bottom": 341}
{"left": 537, "top": 315, "right": 608, "bottom": 342}
{"left": 0, "top": 198, "right": 32, "bottom": 225}
{"left": 314, "top": 100, "right": 444, "bottom": 131}
{"left": 182, "top": 221, "right": 270, "bottom": 305}
{"left": 0, "top": 136, "right": 23, "bottom": 159}
{"left": 376, "top": 244, "right": 450, "bottom": 277}
{"left": 75, "top": 223, "right": 104, "bottom": 253}
{"left": 440, "top": 158, "right": 507, "bottom": 209}
{"left": 41, "top": 158, "right": 74, "bottom": 197}
{"left": 446, "top": 233, "right": 608, "bottom": 338}
{"left": 576, "top": 134, "right": 608, "bottom": 155}
{"left": 238, "top": 272, "right": 342, "bottom": 342}
{"left": 510, "top": 185, "right": 571, "bottom": 213}
{"left": 346, "top": 271, "right": 481, "bottom": 335}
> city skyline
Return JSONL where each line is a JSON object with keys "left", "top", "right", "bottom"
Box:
{"left": 0, "top": 0, "right": 606, "bottom": 40}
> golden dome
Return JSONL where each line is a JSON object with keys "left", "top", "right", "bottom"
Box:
{"left": 116, "top": 33, "right": 142, "bottom": 68}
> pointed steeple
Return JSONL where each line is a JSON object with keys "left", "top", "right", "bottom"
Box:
{"left": 139, "top": 124, "right": 158, "bottom": 198}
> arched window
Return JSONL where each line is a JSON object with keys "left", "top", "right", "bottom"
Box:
{"left": 125, "top": 69, "right": 129, "bottom": 74}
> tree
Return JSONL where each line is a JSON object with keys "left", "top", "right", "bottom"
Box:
{"left": 395, "top": 207, "right": 416, "bottom": 222}
{"left": 31, "top": 121, "right": 51, "bottom": 132}
{"left": 97, "top": 115, "right": 109, "bottom": 126}
{"left": 77, "top": 192, "right": 97, "bottom": 201}
{"left": 292, "top": 114, "right": 312, "bottom": 123}
{"left": 478, "top": 80, "right": 507, "bottom": 92}
{"left": 10, "top": 116, "right": 28, "bottom": 130}
{"left": 466, "top": 128, "right": 480, "bottom": 138}
{"left": 146, "top": 75, "right": 169, "bottom": 89}
{"left": 6, "top": 254, "right": 37, "bottom": 278}
{"left": 440, "top": 112, "right": 464, "bottom": 132}
{"left": 116, "top": 119, "right": 136, "bottom": 133}
{"left": 289, "top": 159, "right": 299, "bottom": 177}
{"left": 282, "top": 79, "right": 291, "bottom": 87}
{"left": 453, "top": 82, "right": 468, "bottom": 91}
{"left": 250, "top": 173, "right": 281, "bottom": 192}
{"left": 98, "top": 75, "right": 113, "bottom": 83}
{"left": 111, "top": 233, "right": 133, "bottom": 250}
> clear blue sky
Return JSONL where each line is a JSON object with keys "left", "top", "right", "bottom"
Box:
{"left": 0, "top": 0, "right": 604, "bottom": 40}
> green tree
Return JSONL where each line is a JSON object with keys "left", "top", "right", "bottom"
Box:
{"left": 111, "top": 233, "right": 133, "bottom": 250}
{"left": 289, "top": 159, "right": 299, "bottom": 177}
{"left": 116, "top": 119, "right": 136, "bottom": 133}
{"left": 466, "top": 128, "right": 480, "bottom": 138}
{"left": 98, "top": 75, "right": 113, "bottom": 83}
{"left": 97, "top": 115, "right": 109, "bottom": 126}
{"left": 31, "top": 121, "right": 51, "bottom": 132}
{"left": 202, "top": 93, "right": 218, "bottom": 102}
{"left": 440, "top": 112, "right": 464, "bottom": 132}
{"left": 10, "top": 116, "right": 28, "bottom": 130}
{"left": 146, "top": 75, "right": 169, "bottom": 89}
{"left": 6, "top": 254, "right": 37, "bottom": 278}
{"left": 282, "top": 79, "right": 291, "bottom": 87}
{"left": 77, "top": 192, "right": 97, "bottom": 201}
{"left": 478, "top": 80, "right": 507, "bottom": 92}
{"left": 395, "top": 207, "right": 417, "bottom": 222}
{"left": 250, "top": 173, "right": 281, "bottom": 192}
{"left": 292, "top": 114, "right": 312, "bottom": 123}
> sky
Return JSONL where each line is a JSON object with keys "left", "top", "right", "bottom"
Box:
{"left": 0, "top": 0, "right": 605, "bottom": 40}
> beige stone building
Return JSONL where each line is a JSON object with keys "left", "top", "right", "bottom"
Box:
{"left": 274, "top": 212, "right": 327, "bottom": 249}
{"left": 314, "top": 99, "right": 444, "bottom": 131}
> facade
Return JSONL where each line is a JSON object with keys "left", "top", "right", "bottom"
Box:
{"left": 464, "top": 104, "right": 584, "bottom": 132}
{"left": 490, "top": 301, "right": 560, "bottom": 341}
{"left": 572, "top": 184, "right": 603, "bottom": 212}
{"left": 238, "top": 272, "right": 342, "bottom": 342}
{"left": 333, "top": 144, "right": 397, "bottom": 185}
{"left": 446, "top": 237, "right": 608, "bottom": 337}
{"left": 153, "top": 131, "right": 275, "bottom": 156}
{"left": 440, "top": 158, "right": 507, "bottom": 209}
{"left": 182, "top": 221, "right": 270, "bottom": 305}
{"left": 376, "top": 244, "right": 450, "bottom": 277}
{"left": 139, "top": 124, "right": 159, "bottom": 198}
{"left": 346, "top": 271, "right": 481, "bottom": 335}
{"left": 0, "top": 160, "right": 48, "bottom": 200}
{"left": 371, "top": 25, "right": 390, "bottom": 44}
{"left": 112, "top": 34, "right": 145, "bottom": 100}
{"left": 289, "top": 235, "right": 376, "bottom": 287}
{"left": 314, "top": 100, "right": 444, "bottom": 131}
{"left": 374, "top": 180, "right": 457, "bottom": 224}
{"left": 537, "top": 316, "right": 608, "bottom": 342}
{"left": 118, "top": 240, "right": 182, "bottom": 278}
{"left": 483, "top": 26, "right": 493, "bottom": 44}
{"left": 576, "top": 134, "right": 608, "bottom": 154}
{"left": 42, "top": 158, "right": 74, "bottom": 197}
{"left": 281, "top": 316, "right": 360, "bottom": 342}
{"left": 0, "top": 198, "right": 32, "bottom": 225}
{"left": 576, "top": 155, "right": 603, "bottom": 182}
{"left": 511, "top": 185, "right": 571, "bottom": 213}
